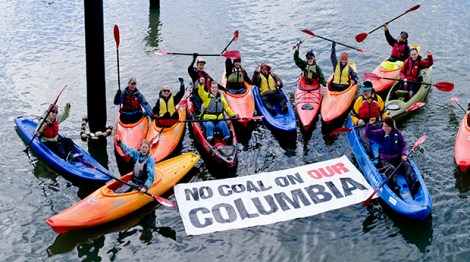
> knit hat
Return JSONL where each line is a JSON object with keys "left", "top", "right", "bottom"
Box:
{"left": 360, "top": 80, "right": 374, "bottom": 91}
{"left": 400, "top": 31, "right": 408, "bottom": 39}
{"left": 233, "top": 57, "right": 241, "bottom": 63}
{"left": 306, "top": 50, "right": 315, "bottom": 58}
{"left": 340, "top": 52, "right": 348, "bottom": 60}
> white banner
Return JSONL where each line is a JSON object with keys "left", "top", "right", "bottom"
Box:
{"left": 174, "top": 155, "right": 375, "bottom": 235}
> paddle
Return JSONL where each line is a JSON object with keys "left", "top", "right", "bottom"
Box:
{"left": 156, "top": 115, "right": 264, "bottom": 126}
{"left": 292, "top": 38, "right": 306, "bottom": 50}
{"left": 78, "top": 158, "right": 176, "bottom": 207}
{"left": 329, "top": 102, "right": 426, "bottom": 136}
{"left": 23, "top": 85, "right": 68, "bottom": 153}
{"left": 154, "top": 50, "right": 241, "bottom": 59}
{"left": 362, "top": 135, "right": 426, "bottom": 206}
{"left": 221, "top": 30, "right": 239, "bottom": 54}
{"left": 450, "top": 97, "right": 467, "bottom": 113}
{"left": 114, "top": 24, "right": 121, "bottom": 92}
{"left": 150, "top": 99, "right": 188, "bottom": 145}
{"left": 363, "top": 72, "right": 454, "bottom": 92}
{"left": 301, "top": 29, "right": 366, "bottom": 54}
{"left": 355, "top": 4, "right": 421, "bottom": 43}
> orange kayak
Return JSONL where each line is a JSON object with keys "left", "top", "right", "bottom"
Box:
{"left": 370, "top": 59, "right": 402, "bottom": 93}
{"left": 46, "top": 152, "right": 200, "bottom": 233}
{"left": 221, "top": 73, "right": 255, "bottom": 128}
{"left": 321, "top": 62, "right": 358, "bottom": 124}
{"left": 113, "top": 114, "right": 149, "bottom": 162}
{"left": 295, "top": 76, "right": 323, "bottom": 131}
{"left": 146, "top": 104, "right": 186, "bottom": 163}
{"left": 455, "top": 114, "right": 470, "bottom": 172}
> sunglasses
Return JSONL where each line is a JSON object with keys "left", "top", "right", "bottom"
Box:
{"left": 162, "top": 90, "right": 170, "bottom": 93}
{"left": 51, "top": 110, "right": 58, "bottom": 114}
{"left": 130, "top": 82, "right": 137, "bottom": 85}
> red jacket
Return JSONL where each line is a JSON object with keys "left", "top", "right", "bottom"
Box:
{"left": 399, "top": 54, "right": 433, "bottom": 81}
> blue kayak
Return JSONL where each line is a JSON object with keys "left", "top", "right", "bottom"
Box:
{"left": 346, "top": 117, "right": 432, "bottom": 221}
{"left": 252, "top": 86, "right": 296, "bottom": 132}
{"left": 14, "top": 116, "right": 111, "bottom": 183}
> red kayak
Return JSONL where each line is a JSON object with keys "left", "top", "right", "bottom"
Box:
{"left": 455, "top": 114, "right": 470, "bottom": 172}
{"left": 113, "top": 114, "right": 149, "bottom": 162}
{"left": 295, "top": 76, "right": 323, "bottom": 131}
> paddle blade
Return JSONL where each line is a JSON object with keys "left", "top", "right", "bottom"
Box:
{"left": 177, "top": 99, "right": 188, "bottom": 108}
{"left": 300, "top": 29, "right": 316, "bottom": 37}
{"left": 356, "top": 48, "right": 367, "bottom": 54}
{"left": 153, "top": 50, "right": 171, "bottom": 56}
{"left": 154, "top": 196, "right": 176, "bottom": 207}
{"left": 434, "top": 82, "right": 454, "bottom": 92}
{"left": 412, "top": 135, "right": 426, "bottom": 151}
{"left": 362, "top": 188, "right": 379, "bottom": 206}
{"left": 406, "top": 102, "right": 425, "bottom": 112}
{"left": 451, "top": 97, "right": 460, "bottom": 105}
{"left": 113, "top": 25, "right": 120, "bottom": 48}
{"left": 355, "top": 33, "right": 368, "bottom": 43}
{"left": 330, "top": 127, "right": 353, "bottom": 136}
{"left": 150, "top": 135, "right": 160, "bottom": 145}
{"left": 233, "top": 30, "right": 239, "bottom": 41}
{"left": 221, "top": 50, "right": 240, "bottom": 59}
{"left": 406, "top": 4, "right": 421, "bottom": 13}
{"left": 157, "top": 118, "right": 180, "bottom": 126}
{"left": 363, "top": 72, "right": 380, "bottom": 80}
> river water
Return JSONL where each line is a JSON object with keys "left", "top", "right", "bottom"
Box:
{"left": 1, "top": 0, "right": 469, "bottom": 261}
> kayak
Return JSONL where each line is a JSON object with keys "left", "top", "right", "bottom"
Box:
{"left": 346, "top": 117, "right": 432, "bottom": 221}
{"left": 46, "top": 152, "right": 200, "bottom": 233}
{"left": 146, "top": 102, "right": 186, "bottom": 163}
{"left": 370, "top": 44, "right": 420, "bottom": 94}
{"left": 384, "top": 67, "right": 432, "bottom": 122}
{"left": 14, "top": 116, "right": 111, "bottom": 183}
{"left": 113, "top": 113, "right": 149, "bottom": 162}
{"left": 454, "top": 114, "right": 470, "bottom": 172}
{"left": 294, "top": 76, "right": 323, "bottom": 131}
{"left": 186, "top": 98, "right": 238, "bottom": 168}
{"left": 252, "top": 86, "right": 296, "bottom": 132}
{"left": 321, "top": 62, "right": 358, "bottom": 124}
{"left": 221, "top": 76, "right": 255, "bottom": 128}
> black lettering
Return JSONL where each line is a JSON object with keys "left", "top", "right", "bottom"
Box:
{"left": 341, "top": 177, "right": 368, "bottom": 196}
{"left": 257, "top": 180, "right": 272, "bottom": 191}
{"left": 325, "top": 181, "right": 344, "bottom": 199}
{"left": 232, "top": 184, "right": 245, "bottom": 193}
{"left": 275, "top": 176, "right": 289, "bottom": 187}
{"left": 246, "top": 180, "right": 261, "bottom": 192}
{"left": 304, "top": 184, "right": 332, "bottom": 204}
{"left": 189, "top": 207, "right": 212, "bottom": 228}
{"left": 185, "top": 188, "right": 199, "bottom": 201}
{"left": 274, "top": 189, "right": 311, "bottom": 211}
{"left": 218, "top": 185, "right": 231, "bottom": 196}
{"left": 234, "top": 198, "right": 259, "bottom": 219}
{"left": 252, "top": 195, "right": 279, "bottom": 215}
{"left": 287, "top": 172, "right": 304, "bottom": 185}
{"left": 199, "top": 186, "right": 213, "bottom": 199}
{"left": 212, "top": 203, "right": 237, "bottom": 223}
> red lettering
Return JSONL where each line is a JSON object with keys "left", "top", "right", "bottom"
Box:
{"left": 332, "top": 162, "right": 349, "bottom": 174}
{"left": 307, "top": 162, "right": 349, "bottom": 179}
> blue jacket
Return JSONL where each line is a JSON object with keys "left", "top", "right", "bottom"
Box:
{"left": 118, "top": 141, "right": 155, "bottom": 189}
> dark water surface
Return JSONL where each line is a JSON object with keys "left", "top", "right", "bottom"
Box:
{"left": 1, "top": 0, "right": 469, "bottom": 261}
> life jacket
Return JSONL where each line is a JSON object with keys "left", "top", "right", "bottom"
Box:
{"left": 133, "top": 155, "right": 150, "bottom": 185}
{"left": 42, "top": 118, "right": 59, "bottom": 138}
{"left": 303, "top": 64, "right": 318, "bottom": 79}
{"left": 204, "top": 93, "right": 224, "bottom": 120}
{"left": 402, "top": 56, "right": 422, "bottom": 81}
{"left": 333, "top": 63, "right": 350, "bottom": 85}
{"left": 158, "top": 96, "right": 176, "bottom": 117}
{"left": 227, "top": 67, "right": 245, "bottom": 84}
{"left": 122, "top": 91, "right": 141, "bottom": 112}
{"left": 379, "top": 129, "right": 402, "bottom": 156}
{"left": 258, "top": 73, "right": 277, "bottom": 95}
{"left": 391, "top": 42, "right": 408, "bottom": 61}
{"left": 197, "top": 71, "right": 211, "bottom": 88}
{"left": 358, "top": 95, "right": 381, "bottom": 120}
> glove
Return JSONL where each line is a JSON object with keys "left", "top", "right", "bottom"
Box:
{"left": 332, "top": 42, "right": 336, "bottom": 49}
{"left": 113, "top": 90, "right": 122, "bottom": 105}
{"left": 178, "top": 77, "right": 184, "bottom": 84}
{"left": 193, "top": 53, "right": 198, "bottom": 60}
{"left": 233, "top": 114, "right": 239, "bottom": 119}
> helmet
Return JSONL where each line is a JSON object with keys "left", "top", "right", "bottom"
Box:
{"left": 306, "top": 50, "right": 315, "bottom": 58}
{"left": 360, "top": 80, "right": 374, "bottom": 91}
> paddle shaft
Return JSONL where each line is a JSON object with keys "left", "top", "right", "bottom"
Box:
{"left": 24, "top": 85, "right": 68, "bottom": 152}
{"left": 114, "top": 25, "right": 121, "bottom": 91}
{"left": 453, "top": 99, "right": 467, "bottom": 113}
{"left": 367, "top": 4, "right": 421, "bottom": 35}
{"left": 302, "top": 29, "right": 364, "bottom": 53}
{"left": 220, "top": 30, "right": 239, "bottom": 54}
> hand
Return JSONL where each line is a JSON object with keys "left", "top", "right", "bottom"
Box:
{"left": 426, "top": 50, "right": 432, "bottom": 56}
{"left": 276, "top": 81, "right": 281, "bottom": 87}
{"left": 358, "top": 119, "right": 365, "bottom": 125}
{"left": 199, "top": 77, "right": 205, "bottom": 84}
{"left": 255, "top": 65, "right": 260, "bottom": 72}
{"left": 193, "top": 53, "right": 198, "bottom": 59}
{"left": 66, "top": 102, "right": 71, "bottom": 108}
{"left": 178, "top": 77, "right": 184, "bottom": 84}
{"left": 332, "top": 42, "right": 336, "bottom": 48}
{"left": 369, "top": 118, "right": 376, "bottom": 125}
{"left": 383, "top": 23, "right": 388, "bottom": 31}
{"left": 402, "top": 155, "right": 408, "bottom": 162}
{"left": 140, "top": 186, "right": 147, "bottom": 193}
{"left": 295, "top": 43, "right": 300, "bottom": 51}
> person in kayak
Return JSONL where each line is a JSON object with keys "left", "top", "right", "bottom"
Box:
{"left": 114, "top": 136, "right": 155, "bottom": 193}
{"left": 188, "top": 54, "right": 222, "bottom": 115}
{"left": 351, "top": 81, "right": 388, "bottom": 158}
{"left": 252, "top": 63, "right": 288, "bottom": 115}
{"left": 381, "top": 24, "right": 410, "bottom": 69}
{"left": 397, "top": 48, "right": 433, "bottom": 98}
{"left": 225, "top": 55, "right": 252, "bottom": 95}
{"left": 366, "top": 117, "right": 421, "bottom": 196}
{"left": 330, "top": 42, "right": 358, "bottom": 92}
{"left": 198, "top": 80, "right": 237, "bottom": 144}
{"left": 293, "top": 43, "right": 326, "bottom": 86}
{"left": 152, "top": 78, "right": 186, "bottom": 124}
{"left": 34, "top": 102, "right": 80, "bottom": 161}
{"left": 113, "top": 77, "right": 155, "bottom": 124}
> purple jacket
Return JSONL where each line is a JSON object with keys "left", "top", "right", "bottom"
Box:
{"left": 365, "top": 124, "right": 407, "bottom": 160}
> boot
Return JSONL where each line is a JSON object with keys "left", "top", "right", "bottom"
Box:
{"left": 411, "top": 180, "right": 421, "bottom": 196}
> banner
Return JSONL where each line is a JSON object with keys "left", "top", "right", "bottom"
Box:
{"left": 174, "top": 155, "right": 375, "bottom": 235}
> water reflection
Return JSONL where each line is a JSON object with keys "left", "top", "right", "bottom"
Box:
{"left": 454, "top": 166, "right": 470, "bottom": 199}
{"left": 144, "top": 8, "right": 161, "bottom": 50}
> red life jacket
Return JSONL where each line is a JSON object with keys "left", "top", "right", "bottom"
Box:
{"left": 198, "top": 71, "right": 211, "bottom": 89}
{"left": 402, "top": 57, "right": 421, "bottom": 81}
{"left": 122, "top": 92, "right": 141, "bottom": 112}
{"left": 391, "top": 42, "right": 408, "bottom": 61}
{"left": 42, "top": 119, "right": 59, "bottom": 138}
{"left": 358, "top": 96, "right": 381, "bottom": 120}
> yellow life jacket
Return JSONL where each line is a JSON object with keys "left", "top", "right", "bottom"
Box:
{"left": 259, "top": 73, "right": 277, "bottom": 95}
{"left": 158, "top": 96, "right": 176, "bottom": 117}
{"left": 304, "top": 64, "right": 318, "bottom": 79}
{"left": 333, "top": 63, "right": 350, "bottom": 85}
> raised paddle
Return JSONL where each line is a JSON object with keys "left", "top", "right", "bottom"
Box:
{"left": 221, "top": 30, "right": 239, "bottom": 54}
{"left": 150, "top": 99, "right": 188, "bottom": 145}
{"left": 156, "top": 115, "right": 264, "bottom": 126}
{"left": 355, "top": 4, "right": 421, "bottom": 43}
{"left": 301, "top": 29, "right": 366, "bottom": 54}
{"left": 362, "top": 135, "right": 427, "bottom": 206}
{"left": 329, "top": 102, "right": 426, "bottom": 136}
{"left": 363, "top": 72, "right": 454, "bottom": 92}
{"left": 23, "top": 84, "right": 68, "bottom": 153}
{"left": 78, "top": 158, "right": 176, "bottom": 207}
{"left": 450, "top": 97, "right": 468, "bottom": 113}
{"left": 154, "top": 50, "right": 241, "bottom": 59}
{"left": 114, "top": 24, "right": 121, "bottom": 91}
